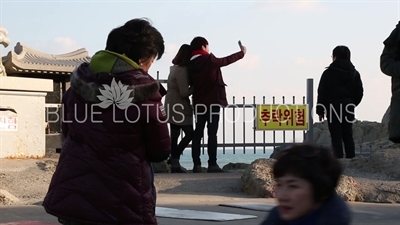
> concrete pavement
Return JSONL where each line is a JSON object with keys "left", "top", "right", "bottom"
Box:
{"left": 0, "top": 194, "right": 399, "bottom": 225}
{"left": 0, "top": 162, "right": 399, "bottom": 225}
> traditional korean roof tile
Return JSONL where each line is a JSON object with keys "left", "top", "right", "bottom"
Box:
{"left": 3, "top": 42, "right": 91, "bottom": 77}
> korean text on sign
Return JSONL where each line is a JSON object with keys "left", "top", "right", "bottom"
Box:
{"left": 0, "top": 116, "right": 18, "bottom": 131}
{"left": 256, "top": 104, "right": 308, "bottom": 130}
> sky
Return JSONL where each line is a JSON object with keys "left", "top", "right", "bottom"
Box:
{"left": 0, "top": 0, "right": 399, "bottom": 144}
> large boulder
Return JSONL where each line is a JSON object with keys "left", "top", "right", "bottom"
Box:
{"left": 340, "top": 155, "right": 400, "bottom": 203}
{"left": 342, "top": 148, "right": 400, "bottom": 180}
{"left": 0, "top": 189, "right": 19, "bottom": 205}
{"left": 241, "top": 158, "right": 276, "bottom": 198}
{"left": 361, "top": 182, "right": 400, "bottom": 203}
{"left": 241, "top": 158, "right": 363, "bottom": 201}
{"left": 223, "top": 162, "right": 250, "bottom": 171}
{"left": 241, "top": 154, "right": 400, "bottom": 203}
{"left": 335, "top": 175, "right": 363, "bottom": 201}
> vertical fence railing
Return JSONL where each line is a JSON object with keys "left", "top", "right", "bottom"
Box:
{"left": 192, "top": 96, "right": 308, "bottom": 154}
{"left": 306, "top": 78, "right": 314, "bottom": 143}
{"left": 157, "top": 76, "right": 313, "bottom": 155}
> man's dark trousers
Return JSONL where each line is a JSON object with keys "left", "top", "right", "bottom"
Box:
{"left": 192, "top": 105, "right": 220, "bottom": 166}
{"left": 327, "top": 104, "right": 356, "bottom": 158}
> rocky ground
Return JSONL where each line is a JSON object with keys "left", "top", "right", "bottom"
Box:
{"left": 241, "top": 148, "right": 400, "bottom": 203}
{"left": 0, "top": 158, "right": 56, "bottom": 205}
{"left": 0, "top": 152, "right": 248, "bottom": 206}
{"left": 1, "top": 146, "right": 400, "bottom": 206}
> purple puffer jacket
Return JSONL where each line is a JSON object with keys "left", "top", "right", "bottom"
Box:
{"left": 42, "top": 63, "right": 171, "bottom": 225}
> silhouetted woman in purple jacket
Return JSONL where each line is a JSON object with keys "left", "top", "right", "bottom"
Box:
{"left": 43, "top": 18, "right": 171, "bottom": 225}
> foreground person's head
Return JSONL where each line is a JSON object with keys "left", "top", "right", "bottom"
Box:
{"left": 273, "top": 144, "right": 342, "bottom": 221}
{"left": 105, "top": 18, "right": 165, "bottom": 72}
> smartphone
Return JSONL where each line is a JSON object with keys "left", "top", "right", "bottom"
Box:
{"left": 238, "top": 40, "right": 243, "bottom": 47}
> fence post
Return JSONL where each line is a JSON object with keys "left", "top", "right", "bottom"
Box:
{"left": 306, "top": 78, "right": 314, "bottom": 143}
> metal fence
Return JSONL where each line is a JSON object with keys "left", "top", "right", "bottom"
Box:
{"left": 157, "top": 72, "right": 315, "bottom": 155}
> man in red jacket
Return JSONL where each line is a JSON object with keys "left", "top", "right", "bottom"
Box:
{"left": 188, "top": 36, "right": 246, "bottom": 173}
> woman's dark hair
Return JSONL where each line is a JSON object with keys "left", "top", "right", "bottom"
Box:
{"left": 105, "top": 18, "right": 165, "bottom": 64}
{"left": 332, "top": 45, "right": 351, "bottom": 60}
{"left": 172, "top": 44, "right": 191, "bottom": 66}
{"left": 273, "top": 144, "right": 342, "bottom": 202}
{"left": 190, "top": 36, "right": 208, "bottom": 51}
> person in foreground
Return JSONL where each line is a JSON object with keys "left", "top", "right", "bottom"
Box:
{"left": 42, "top": 18, "right": 171, "bottom": 225}
{"left": 316, "top": 45, "right": 363, "bottom": 159}
{"left": 164, "top": 44, "right": 194, "bottom": 173}
{"left": 380, "top": 21, "right": 400, "bottom": 143}
{"left": 260, "top": 144, "right": 351, "bottom": 225}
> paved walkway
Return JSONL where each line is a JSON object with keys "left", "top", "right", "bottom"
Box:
{"left": 1, "top": 194, "right": 399, "bottom": 225}
{"left": 0, "top": 165, "right": 399, "bottom": 225}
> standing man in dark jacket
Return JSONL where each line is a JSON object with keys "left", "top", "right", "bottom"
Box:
{"left": 316, "top": 45, "right": 364, "bottom": 158}
{"left": 188, "top": 37, "right": 246, "bottom": 172}
{"left": 380, "top": 21, "right": 400, "bottom": 143}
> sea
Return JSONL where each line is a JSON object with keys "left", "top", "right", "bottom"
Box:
{"left": 176, "top": 147, "right": 274, "bottom": 169}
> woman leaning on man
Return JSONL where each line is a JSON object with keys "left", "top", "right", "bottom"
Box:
{"left": 164, "top": 44, "right": 194, "bottom": 173}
